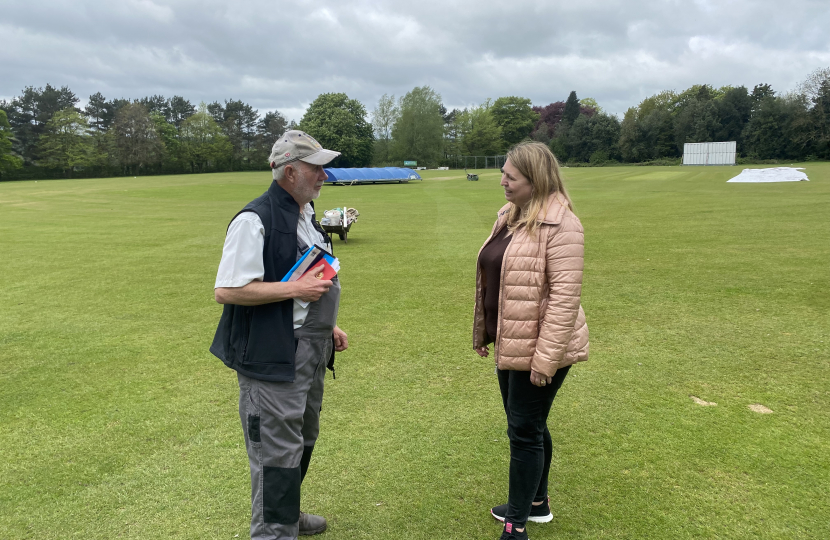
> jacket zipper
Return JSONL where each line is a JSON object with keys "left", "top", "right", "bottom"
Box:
{"left": 494, "top": 222, "right": 514, "bottom": 369}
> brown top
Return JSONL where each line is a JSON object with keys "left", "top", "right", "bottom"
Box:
{"left": 477, "top": 225, "right": 512, "bottom": 345}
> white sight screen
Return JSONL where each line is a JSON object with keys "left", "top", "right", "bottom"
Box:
{"left": 682, "top": 141, "right": 737, "bottom": 166}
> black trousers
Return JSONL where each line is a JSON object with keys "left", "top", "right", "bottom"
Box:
{"left": 497, "top": 365, "right": 571, "bottom": 527}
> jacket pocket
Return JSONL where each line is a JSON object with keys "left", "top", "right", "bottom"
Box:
{"left": 245, "top": 378, "right": 262, "bottom": 448}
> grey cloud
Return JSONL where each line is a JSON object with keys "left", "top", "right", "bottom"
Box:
{"left": 1, "top": 0, "right": 828, "bottom": 119}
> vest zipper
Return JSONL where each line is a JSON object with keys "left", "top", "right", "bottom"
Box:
{"left": 242, "top": 309, "right": 253, "bottom": 360}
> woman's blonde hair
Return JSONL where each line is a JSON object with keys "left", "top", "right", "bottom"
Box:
{"left": 505, "top": 141, "right": 573, "bottom": 237}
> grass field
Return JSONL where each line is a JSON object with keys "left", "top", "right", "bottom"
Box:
{"left": 1, "top": 164, "right": 829, "bottom": 539}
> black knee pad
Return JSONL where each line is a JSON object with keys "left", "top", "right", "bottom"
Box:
{"left": 263, "top": 466, "right": 301, "bottom": 524}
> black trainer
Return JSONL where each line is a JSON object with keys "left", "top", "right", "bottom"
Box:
{"left": 499, "top": 521, "right": 529, "bottom": 540}
{"left": 490, "top": 497, "right": 553, "bottom": 523}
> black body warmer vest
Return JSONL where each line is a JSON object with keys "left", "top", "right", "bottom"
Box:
{"left": 209, "top": 181, "right": 307, "bottom": 382}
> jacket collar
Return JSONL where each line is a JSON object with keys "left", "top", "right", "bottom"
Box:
{"left": 266, "top": 180, "right": 301, "bottom": 235}
{"left": 496, "top": 192, "right": 570, "bottom": 226}
{"left": 269, "top": 180, "right": 300, "bottom": 213}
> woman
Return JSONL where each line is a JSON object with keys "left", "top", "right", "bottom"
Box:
{"left": 473, "top": 141, "right": 589, "bottom": 540}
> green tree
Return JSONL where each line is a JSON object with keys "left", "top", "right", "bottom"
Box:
{"left": 0, "top": 110, "right": 23, "bottom": 178}
{"left": 165, "top": 96, "right": 196, "bottom": 128}
{"left": 371, "top": 93, "right": 399, "bottom": 164}
{"left": 561, "top": 112, "right": 621, "bottom": 163}
{"left": 811, "top": 80, "right": 830, "bottom": 158}
{"left": 442, "top": 108, "right": 463, "bottom": 164}
{"left": 619, "top": 106, "right": 675, "bottom": 162}
{"left": 741, "top": 93, "right": 809, "bottom": 160}
{"left": 579, "top": 97, "right": 602, "bottom": 114}
{"left": 390, "top": 86, "right": 444, "bottom": 166}
{"left": 783, "top": 93, "right": 814, "bottom": 159}
{"left": 151, "top": 112, "right": 180, "bottom": 170}
{"left": 82, "top": 93, "right": 120, "bottom": 173}
{"left": 618, "top": 108, "right": 643, "bottom": 162}
{"left": 800, "top": 68, "right": 830, "bottom": 158}
{"left": 85, "top": 129, "right": 114, "bottom": 173}
{"left": 617, "top": 89, "right": 684, "bottom": 162}
{"left": 6, "top": 84, "right": 79, "bottom": 164}
{"left": 36, "top": 107, "right": 92, "bottom": 177}
{"left": 255, "top": 111, "right": 288, "bottom": 166}
{"left": 644, "top": 108, "right": 677, "bottom": 158}
{"left": 532, "top": 123, "right": 552, "bottom": 145}
{"left": 139, "top": 95, "right": 169, "bottom": 117}
{"left": 454, "top": 99, "right": 503, "bottom": 156}
{"left": 637, "top": 90, "right": 679, "bottom": 118}
{"left": 751, "top": 84, "right": 775, "bottom": 107}
{"left": 742, "top": 96, "right": 783, "bottom": 159}
{"left": 562, "top": 91, "right": 580, "bottom": 127}
{"left": 231, "top": 100, "right": 260, "bottom": 164}
{"left": 491, "top": 96, "right": 539, "bottom": 149}
{"left": 207, "top": 99, "right": 259, "bottom": 170}
{"left": 86, "top": 92, "right": 113, "bottom": 132}
{"left": 674, "top": 99, "right": 720, "bottom": 150}
{"left": 714, "top": 86, "right": 752, "bottom": 151}
{"left": 742, "top": 90, "right": 816, "bottom": 160}
{"left": 674, "top": 84, "right": 720, "bottom": 110}
{"left": 179, "top": 103, "right": 232, "bottom": 172}
{"left": 299, "top": 93, "right": 373, "bottom": 168}
{"left": 111, "top": 103, "right": 164, "bottom": 175}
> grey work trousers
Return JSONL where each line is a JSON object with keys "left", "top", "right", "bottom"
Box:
{"left": 237, "top": 330, "right": 332, "bottom": 540}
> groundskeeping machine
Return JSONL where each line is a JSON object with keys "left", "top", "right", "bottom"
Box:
{"left": 320, "top": 206, "right": 360, "bottom": 243}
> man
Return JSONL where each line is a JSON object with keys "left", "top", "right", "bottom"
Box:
{"left": 210, "top": 130, "right": 348, "bottom": 540}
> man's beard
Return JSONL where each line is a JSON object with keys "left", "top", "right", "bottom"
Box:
{"left": 296, "top": 167, "right": 322, "bottom": 201}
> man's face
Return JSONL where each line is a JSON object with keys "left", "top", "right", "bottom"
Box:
{"left": 289, "top": 161, "right": 327, "bottom": 204}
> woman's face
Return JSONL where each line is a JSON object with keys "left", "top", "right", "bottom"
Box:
{"left": 500, "top": 159, "right": 533, "bottom": 208}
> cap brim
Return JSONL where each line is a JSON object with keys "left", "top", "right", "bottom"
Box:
{"left": 300, "top": 149, "right": 340, "bottom": 166}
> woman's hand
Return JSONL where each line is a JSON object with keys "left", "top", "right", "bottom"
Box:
{"left": 530, "top": 369, "right": 552, "bottom": 387}
{"left": 474, "top": 346, "right": 490, "bottom": 357}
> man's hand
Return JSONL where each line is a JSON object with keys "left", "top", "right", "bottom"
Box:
{"left": 474, "top": 346, "right": 489, "bottom": 357}
{"left": 215, "top": 264, "right": 332, "bottom": 306}
{"left": 293, "top": 264, "right": 333, "bottom": 303}
{"left": 529, "top": 369, "right": 553, "bottom": 387}
{"left": 333, "top": 326, "right": 348, "bottom": 352}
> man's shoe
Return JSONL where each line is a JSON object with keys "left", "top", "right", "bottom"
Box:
{"left": 298, "top": 511, "right": 327, "bottom": 535}
{"left": 490, "top": 497, "right": 553, "bottom": 523}
{"left": 498, "top": 521, "right": 529, "bottom": 540}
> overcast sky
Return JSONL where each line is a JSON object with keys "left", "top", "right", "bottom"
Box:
{"left": 2, "top": 0, "right": 829, "bottom": 121}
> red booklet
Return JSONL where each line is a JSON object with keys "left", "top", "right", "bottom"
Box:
{"left": 301, "top": 259, "right": 337, "bottom": 281}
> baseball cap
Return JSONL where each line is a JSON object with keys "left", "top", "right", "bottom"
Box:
{"left": 269, "top": 130, "right": 340, "bottom": 170}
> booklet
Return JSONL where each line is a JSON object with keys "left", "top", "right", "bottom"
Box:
{"left": 282, "top": 245, "right": 340, "bottom": 308}
{"left": 304, "top": 257, "right": 338, "bottom": 281}
{"left": 282, "top": 245, "right": 326, "bottom": 282}
{"left": 281, "top": 244, "right": 339, "bottom": 282}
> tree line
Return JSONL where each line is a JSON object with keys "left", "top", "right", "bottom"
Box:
{"left": 1, "top": 67, "right": 828, "bottom": 180}
{"left": 0, "top": 87, "right": 292, "bottom": 179}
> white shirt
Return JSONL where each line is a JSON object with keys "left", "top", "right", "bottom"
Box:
{"left": 215, "top": 203, "right": 326, "bottom": 328}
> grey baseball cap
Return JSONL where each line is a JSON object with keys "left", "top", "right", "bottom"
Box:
{"left": 268, "top": 130, "right": 340, "bottom": 170}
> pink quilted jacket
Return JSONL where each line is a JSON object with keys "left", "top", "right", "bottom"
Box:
{"left": 473, "top": 192, "right": 589, "bottom": 376}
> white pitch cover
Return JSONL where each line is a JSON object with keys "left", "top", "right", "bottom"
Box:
{"left": 727, "top": 167, "right": 809, "bottom": 183}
